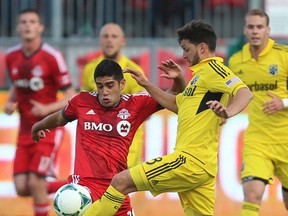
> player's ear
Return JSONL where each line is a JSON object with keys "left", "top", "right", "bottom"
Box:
{"left": 267, "top": 26, "right": 271, "bottom": 35}
{"left": 39, "top": 23, "right": 45, "bottom": 34}
{"left": 120, "top": 79, "right": 126, "bottom": 91}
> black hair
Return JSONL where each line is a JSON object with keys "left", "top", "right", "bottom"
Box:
{"left": 94, "top": 59, "right": 124, "bottom": 82}
{"left": 177, "top": 19, "right": 217, "bottom": 51}
{"left": 19, "top": 8, "right": 43, "bottom": 24}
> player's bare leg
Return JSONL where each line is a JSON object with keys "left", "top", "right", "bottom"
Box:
{"left": 282, "top": 187, "right": 288, "bottom": 210}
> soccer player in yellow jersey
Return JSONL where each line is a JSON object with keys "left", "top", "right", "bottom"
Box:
{"left": 81, "top": 23, "right": 146, "bottom": 168}
{"left": 228, "top": 9, "right": 288, "bottom": 215}
{"left": 83, "top": 20, "right": 253, "bottom": 216}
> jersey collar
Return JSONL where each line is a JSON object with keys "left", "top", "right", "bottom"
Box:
{"left": 242, "top": 38, "right": 275, "bottom": 61}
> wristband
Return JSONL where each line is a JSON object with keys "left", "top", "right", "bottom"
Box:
{"left": 282, "top": 98, "right": 288, "bottom": 108}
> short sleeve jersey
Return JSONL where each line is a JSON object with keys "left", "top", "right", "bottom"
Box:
{"left": 175, "top": 57, "right": 247, "bottom": 176}
{"left": 5, "top": 43, "right": 72, "bottom": 145}
{"left": 62, "top": 91, "right": 161, "bottom": 179}
{"left": 82, "top": 55, "right": 145, "bottom": 93}
{"left": 228, "top": 39, "right": 288, "bottom": 145}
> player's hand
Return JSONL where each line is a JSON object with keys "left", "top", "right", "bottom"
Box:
{"left": 32, "top": 129, "right": 49, "bottom": 143}
{"left": 206, "top": 100, "right": 229, "bottom": 119}
{"left": 262, "top": 92, "right": 284, "bottom": 115}
{"left": 123, "top": 68, "right": 150, "bottom": 87}
{"left": 220, "top": 118, "right": 227, "bottom": 126}
{"left": 30, "top": 99, "right": 50, "bottom": 117}
{"left": 4, "top": 101, "right": 17, "bottom": 115}
{"left": 158, "top": 59, "right": 183, "bottom": 79}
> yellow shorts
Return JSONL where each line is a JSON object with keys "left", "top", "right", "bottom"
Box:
{"left": 241, "top": 142, "right": 288, "bottom": 187}
{"left": 130, "top": 151, "right": 216, "bottom": 215}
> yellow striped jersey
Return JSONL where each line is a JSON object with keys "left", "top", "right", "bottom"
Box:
{"left": 175, "top": 57, "right": 247, "bottom": 176}
{"left": 228, "top": 39, "right": 288, "bottom": 145}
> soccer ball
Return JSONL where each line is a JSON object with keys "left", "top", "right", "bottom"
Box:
{"left": 53, "top": 183, "right": 92, "bottom": 216}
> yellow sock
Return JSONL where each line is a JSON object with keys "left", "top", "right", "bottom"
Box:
{"left": 240, "top": 201, "right": 260, "bottom": 216}
{"left": 83, "top": 185, "right": 126, "bottom": 216}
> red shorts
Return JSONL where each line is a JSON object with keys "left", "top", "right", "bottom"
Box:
{"left": 67, "top": 175, "right": 134, "bottom": 216}
{"left": 13, "top": 128, "right": 64, "bottom": 177}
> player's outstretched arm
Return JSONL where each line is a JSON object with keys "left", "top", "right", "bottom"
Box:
{"left": 32, "top": 110, "right": 67, "bottom": 142}
{"left": 124, "top": 68, "right": 178, "bottom": 113}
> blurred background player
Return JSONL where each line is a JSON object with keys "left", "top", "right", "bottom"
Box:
{"left": 228, "top": 9, "right": 288, "bottom": 216}
{"left": 4, "top": 8, "right": 75, "bottom": 216}
{"left": 81, "top": 22, "right": 146, "bottom": 168}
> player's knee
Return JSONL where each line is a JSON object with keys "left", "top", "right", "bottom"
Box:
{"left": 242, "top": 179, "right": 266, "bottom": 204}
{"left": 111, "top": 171, "right": 129, "bottom": 193}
{"left": 27, "top": 174, "right": 45, "bottom": 192}
{"left": 282, "top": 186, "right": 288, "bottom": 210}
{"left": 15, "top": 184, "right": 30, "bottom": 196}
{"left": 244, "top": 190, "right": 263, "bottom": 203}
{"left": 283, "top": 202, "right": 288, "bottom": 211}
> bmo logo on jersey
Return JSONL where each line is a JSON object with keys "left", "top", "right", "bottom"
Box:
{"left": 12, "top": 65, "right": 44, "bottom": 91}
{"left": 84, "top": 122, "right": 113, "bottom": 132}
{"left": 83, "top": 120, "right": 131, "bottom": 137}
{"left": 14, "top": 77, "right": 44, "bottom": 91}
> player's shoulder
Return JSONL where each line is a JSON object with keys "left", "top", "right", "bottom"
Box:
{"left": 72, "top": 91, "right": 98, "bottom": 103}
{"left": 120, "top": 92, "right": 151, "bottom": 109}
{"left": 40, "top": 43, "right": 68, "bottom": 64}
{"left": 41, "top": 43, "right": 62, "bottom": 55}
{"left": 83, "top": 57, "right": 103, "bottom": 72}
{"left": 205, "top": 58, "right": 233, "bottom": 78}
{"left": 228, "top": 49, "right": 243, "bottom": 67}
{"left": 79, "top": 90, "right": 97, "bottom": 97}
{"left": 122, "top": 91, "right": 150, "bottom": 101}
{"left": 229, "top": 49, "right": 243, "bottom": 61}
{"left": 272, "top": 43, "right": 288, "bottom": 53}
{"left": 123, "top": 56, "right": 143, "bottom": 72}
{"left": 86, "top": 57, "right": 103, "bottom": 67}
{"left": 5, "top": 44, "right": 22, "bottom": 56}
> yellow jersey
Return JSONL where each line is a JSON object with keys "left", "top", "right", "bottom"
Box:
{"left": 228, "top": 39, "right": 288, "bottom": 145}
{"left": 81, "top": 55, "right": 146, "bottom": 167}
{"left": 176, "top": 57, "right": 247, "bottom": 176}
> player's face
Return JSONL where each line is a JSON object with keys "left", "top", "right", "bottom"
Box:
{"left": 17, "top": 12, "right": 44, "bottom": 41}
{"left": 244, "top": 15, "right": 270, "bottom": 49}
{"left": 99, "top": 24, "right": 126, "bottom": 60}
{"left": 179, "top": 39, "right": 200, "bottom": 67}
{"left": 95, "top": 76, "right": 125, "bottom": 108}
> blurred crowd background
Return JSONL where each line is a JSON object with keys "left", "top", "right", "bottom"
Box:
{"left": 0, "top": 0, "right": 267, "bottom": 90}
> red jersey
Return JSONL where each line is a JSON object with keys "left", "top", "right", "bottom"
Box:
{"left": 62, "top": 91, "right": 161, "bottom": 180}
{"left": 5, "top": 43, "right": 72, "bottom": 145}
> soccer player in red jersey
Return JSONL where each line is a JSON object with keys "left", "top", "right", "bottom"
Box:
{"left": 31, "top": 59, "right": 186, "bottom": 215}
{"left": 4, "top": 9, "right": 75, "bottom": 216}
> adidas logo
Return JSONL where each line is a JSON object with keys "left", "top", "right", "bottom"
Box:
{"left": 152, "top": 180, "right": 159, "bottom": 185}
{"left": 86, "top": 109, "right": 95, "bottom": 115}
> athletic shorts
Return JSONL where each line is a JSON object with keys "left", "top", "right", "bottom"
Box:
{"left": 67, "top": 176, "right": 134, "bottom": 216}
{"left": 130, "top": 151, "right": 216, "bottom": 215}
{"left": 241, "top": 142, "right": 288, "bottom": 188}
{"left": 13, "top": 128, "right": 63, "bottom": 177}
